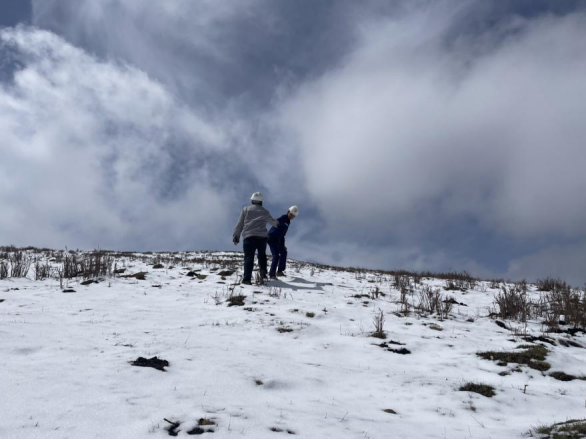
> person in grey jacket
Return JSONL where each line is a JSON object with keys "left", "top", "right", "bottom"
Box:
{"left": 233, "top": 192, "right": 279, "bottom": 285}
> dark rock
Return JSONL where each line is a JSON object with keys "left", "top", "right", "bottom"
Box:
{"left": 164, "top": 419, "right": 180, "bottom": 437}
{"left": 444, "top": 298, "right": 468, "bottom": 306}
{"left": 389, "top": 348, "right": 411, "bottom": 355}
{"left": 81, "top": 279, "right": 99, "bottom": 286}
{"left": 523, "top": 335, "right": 556, "bottom": 346}
{"left": 130, "top": 356, "right": 169, "bottom": 371}
{"left": 122, "top": 272, "right": 147, "bottom": 280}
{"left": 62, "top": 289, "right": 76, "bottom": 293}
{"left": 550, "top": 371, "right": 578, "bottom": 382}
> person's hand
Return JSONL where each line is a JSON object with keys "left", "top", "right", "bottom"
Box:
{"left": 233, "top": 236, "right": 239, "bottom": 245}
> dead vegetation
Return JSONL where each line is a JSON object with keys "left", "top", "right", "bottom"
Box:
{"left": 227, "top": 294, "right": 246, "bottom": 307}
{"left": 0, "top": 261, "right": 7, "bottom": 279}
{"left": 372, "top": 309, "right": 386, "bottom": 339}
{"left": 459, "top": 382, "right": 496, "bottom": 397}
{"left": 58, "top": 250, "right": 117, "bottom": 279}
{"left": 549, "top": 372, "right": 586, "bottom": 382}
{"left": 533, "top": 419, "right": 586, "bottom": 439}
{"left": 418, "top": 286, "right": 453, "bottom": 320}
{"left": 477, "top": 345, "right": 550, "bottom": 371}
{"left": 490, "top": 278, "right": 586, "bottom": 330}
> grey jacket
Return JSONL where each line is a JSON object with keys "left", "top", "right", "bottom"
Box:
{"left": 233, "top": 204, "right": 279, "bottom": 240}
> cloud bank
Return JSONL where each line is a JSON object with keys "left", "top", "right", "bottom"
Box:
{"left": 0, "top": 1, "right": 583, "bottom": 285}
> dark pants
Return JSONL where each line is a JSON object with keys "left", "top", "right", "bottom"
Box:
{"left": 268, "top": 240, "right": 287, "bottom": 277}
{"left": 242, "top": 236, "right": 268, "bottom": 282}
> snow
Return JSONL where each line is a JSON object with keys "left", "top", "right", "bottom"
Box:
{"left": 1, "top": 251, "right": 585, "bottom": 438}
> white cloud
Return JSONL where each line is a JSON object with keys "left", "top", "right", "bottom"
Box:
{"left": 280, "top": 8, "right": 586, "bottom": 240}
{"left": 4, "top": 2, "right": 586, "bottom": 286}
{"left": 31, "top": 0, "right": 268, "bottom": 99}
{"left": 0, "top": 27, "right": 233, "bottom": 250}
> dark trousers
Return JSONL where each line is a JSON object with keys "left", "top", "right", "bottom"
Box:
{"left": 242, "top": 237, "right": 268, "bottom": 282}
{"left": 268, "top": 240, "right": 287, "bottom": 276}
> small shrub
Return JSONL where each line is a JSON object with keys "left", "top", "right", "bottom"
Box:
{"left": 534, "top": 419, "right": 586, "bottom": 439}
{"left": 34, "top": 259, "right": 53, "bottom": 280}
{"left": 227, "top": 295, "right": 246, "bottom": 307}
{"left": 60, "top": 250, "right": 116, "bottom": 279}
{"left": 372, "top": 309, "right": 386, "bottom": 339}
{"left": 370, "top": 286, "right": 382, "bottom": 299}
{"left": 536, "top": 277, "right": 568, "bottom": 292}
{"left": 268, "top": 287, "right": 282, "bottom": 298}
{"left": 306, "top": 312, "right": 315, "bottom": 318}
{"left": 122, "top": 271, "right": 147, "bottom": 280}
{"left": 493, "top": 283, "right": 536, "bottom": 322}
{"left": 419, "top": 286, "right": 453, "bottom": 319}
{"left": 393, "top": 274, "right": 412, "bottom": 295}
{"left": 444, "top": 280, "right": 462, "bottom": 291}
{"left": 217, "top": 269, "right": 235, "bottom": 277}
{"left": 545, "top": 286, "right": 586, "bottom": 329}
{"left": 477, "top": 345, "right": 550, "bottom": 371}
{"left": 489, "top": 279, "right": 503, "bottom": 289}
{"left": 419, "top": 286, "right": 441, "bottom": 313}
{"left": 8, "top": 251, "right": 33, "bottom": 278}
{"left": 549, "top": 372, "right": 586, "bottom": 382}
{"left": 459, "top": 382, "right": 496, "bottom": 398}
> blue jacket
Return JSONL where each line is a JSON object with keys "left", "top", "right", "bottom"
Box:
{"left": 268, "top": 214, "right": 290, "bottom": 244}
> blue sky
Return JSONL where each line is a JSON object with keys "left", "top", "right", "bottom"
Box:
{"left": 1, "top": 1, "right": 586, "bottom": 285}
{"left": 0, "top": 0, "right": 30, "bottom": 27}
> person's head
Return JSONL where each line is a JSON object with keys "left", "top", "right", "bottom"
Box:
{"left": 287, "top": 205, "right": 299, "bottom": 220}
{"left": 251, "top": 192, "right": 263, "bottom": 206}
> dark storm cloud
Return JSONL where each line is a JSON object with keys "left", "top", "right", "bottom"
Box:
{"left": 31, "top": 0, "right": 363, "bottom": 110}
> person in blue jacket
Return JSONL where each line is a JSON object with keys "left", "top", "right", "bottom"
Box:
{"left": 268, "top": 205, "right": 299, "bottom": 279}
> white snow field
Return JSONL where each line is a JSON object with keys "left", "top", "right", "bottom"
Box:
{"left": 1, "top": 250, "right": 585, "bottom": 439}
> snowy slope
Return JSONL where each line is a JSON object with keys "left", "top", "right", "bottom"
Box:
{"left": 1, "top": 251, "right": 585, "bottom": 439}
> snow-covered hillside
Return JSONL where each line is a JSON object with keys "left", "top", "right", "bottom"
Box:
{"left": 1, "top": 250, "right": 585, "bottom": 438}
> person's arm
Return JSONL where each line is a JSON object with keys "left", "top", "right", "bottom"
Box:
{"left": 265, "top": 210, "right": 279, "bottom": 228}
{"left": 233, "top": 209, "right": 245, "bottom": 244}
